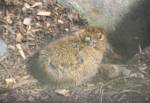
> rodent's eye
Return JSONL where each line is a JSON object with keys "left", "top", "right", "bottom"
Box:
{"left": 97, "top": 33, "right": 104, "bottom": 40}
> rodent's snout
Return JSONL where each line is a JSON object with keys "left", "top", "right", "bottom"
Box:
{"left": 83, "top": 35, "right": 97, "bottom": 47}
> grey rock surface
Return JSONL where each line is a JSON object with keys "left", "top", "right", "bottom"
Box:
{"left": 0, "top": 38, "right": 8, "bottom": 58}
{"left": 57, "top": 0, "right": 150, "bottom": 62}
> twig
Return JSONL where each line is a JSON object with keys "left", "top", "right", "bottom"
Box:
{"left": 2, "top": 25, "right": 15, "bottom": 35}
{"left": 98, "top": 83, "right": 104, "bottom": 103}
{"left": 0, "top": 62, "right": 13, "bottom": 78}
{"left": 16, "top": 43, "right": 26, "bottom": 59}
{"left": 13, "top": 79, "right": 37, "bottom": 89}
{"left": 100, "top": 86, "right": 104, "bottom": 103}
{"left": 103, "top": 76, "right": 128, "bottom": 87}
{"left": 118, "top": 89, "right": 142, "bottom": 95}
{"left": 115, "top": 89, "right": 150, "bottom": 98}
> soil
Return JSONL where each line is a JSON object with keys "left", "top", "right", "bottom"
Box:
{"left": 0, "top": 0, "right": 150, "bottom": 103}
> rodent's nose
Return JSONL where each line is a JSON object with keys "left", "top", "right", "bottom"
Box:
{"left": 84, "top": 36, "right": 91, "bottom": 42}
{"left": 84, "top": 36, "right": 97, "bottom": 47}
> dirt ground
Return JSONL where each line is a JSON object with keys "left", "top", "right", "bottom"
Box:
{"left": 0, "top": 0, "right": 150, "bottom": 103}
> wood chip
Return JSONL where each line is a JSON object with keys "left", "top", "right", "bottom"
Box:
{"left": 24, "top": 3, "right": 31, "bottom": 9}
{"left": 57, "top": 19, "right": 64, "bottom": 24}
{"left": 6, "top": 16, "right": 13, "bottom": 24}
{"left": 65, "top": 28, "right": 69, "bottom": 32}
{"left": 23, "top": 17, "right": 32, "bottom": 26}
{"left": 5, "top": 78, "right": 16, "bottom": 87}
{"left": 31, "top": 2, "right": 42, "bottom": 8}
{"left": 37, "top": 11, "right": 51, "bottom": 16}
{"left": 16, "top": 32, "right": 22, "bottom": 43}
{"left": 16, "top": 43, "right": 26, "bottom": 59}
{"left": 55, "top": 89, "right": 70, "bottom": 96}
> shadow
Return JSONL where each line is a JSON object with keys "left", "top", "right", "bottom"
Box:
{"left": 1, "top": 91, "right": 150, "bottom": 103}
{"left": 108, "top": 0, "right": 150, "bottom": 63}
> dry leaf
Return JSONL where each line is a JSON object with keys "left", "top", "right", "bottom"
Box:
{"left": 37, "top": 11, "right": 51, "bottom": 16}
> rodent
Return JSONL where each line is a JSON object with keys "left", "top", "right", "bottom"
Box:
{"left": 28, "top": 26, "right": 107, "bottom": 89}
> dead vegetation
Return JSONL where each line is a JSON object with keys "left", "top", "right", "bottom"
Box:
{"left": 0, "top": 0, "right": 150, "bottom": 103}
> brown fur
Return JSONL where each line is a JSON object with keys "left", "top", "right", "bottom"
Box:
{"left": 28, "top": 26, "right": 107, "bottom": 89}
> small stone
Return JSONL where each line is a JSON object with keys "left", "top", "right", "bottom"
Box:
{"left": 65, "top": 28, "right": 69, "bottom": 32}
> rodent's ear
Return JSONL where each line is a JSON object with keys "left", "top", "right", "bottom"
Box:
{"left": 94, "top": 27, "right": 106, "bottom": 41}
{"left": 97, "top": 32, "right": 105, "bottom": 40}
